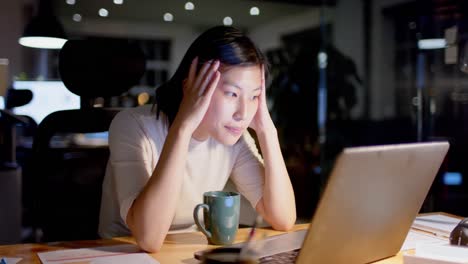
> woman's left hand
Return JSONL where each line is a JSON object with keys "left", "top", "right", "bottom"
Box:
{"left": 249, "top": 65, "right": 275, "bottom": 134}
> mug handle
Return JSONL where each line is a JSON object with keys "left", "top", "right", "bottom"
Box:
{"left": 193, "top": 203, "right": 212, "bottom": 239}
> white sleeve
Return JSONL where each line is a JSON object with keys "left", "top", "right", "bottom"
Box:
{"left": 108, "top": 110, "right": 155, "bottom": 225}
{"left": 230, "top": 131, "right": 265, "bottom": 209}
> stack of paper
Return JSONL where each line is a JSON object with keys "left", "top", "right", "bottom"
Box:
{"left": 0, "top": 258, "right": 22, "bottom": 264}
{"left": 401, "top": 230, "right": 447, "bottom": 251}
{"left": 412, "top": 214, "right": 461, "bottom": 238}
{"left": 37, "top": 244, "right": 159, "bottom": 264}
{"left": 404, "top": 244, "right": 468, "bottom": 264}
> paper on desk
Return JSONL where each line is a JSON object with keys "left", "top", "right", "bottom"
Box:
{"left": 412, "top": 214, "right": 461, "bottom": 237}
{"left": 401, "top": 230, "right": 447, "bottom": 251}
{"left": 37, "top": 244, "right": 159, "bottom": 264}
{"left": 403, "top": 243, "right": 468, "bottom": 264}
{"left": 0, "top": 257, "right": 22, "bottom": 264}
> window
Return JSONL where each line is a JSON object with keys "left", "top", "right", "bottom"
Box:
{"left": 12, "top": 81, "right": 80, "bottom": 124}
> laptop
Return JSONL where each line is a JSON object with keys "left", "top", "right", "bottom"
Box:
{"left": 194, "top": 141, "right": 450, "bottom": 264}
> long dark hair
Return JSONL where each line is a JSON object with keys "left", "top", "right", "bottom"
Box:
{"left": 154, "top": 26, "right": 267, "bottom": 125}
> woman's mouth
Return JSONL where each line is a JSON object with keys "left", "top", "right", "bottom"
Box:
{"left": 225, "top": 126, "right": 243, "bottom": 136}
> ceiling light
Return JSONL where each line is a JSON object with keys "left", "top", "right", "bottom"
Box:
{"left": 19, "top": 0, "right": 67, "bottom": 49}
{"left": 113, "top": 0, "right": 124, "bottom": 5}
{"left": 66, "top": 0, "right": 75, "bottom": 5}
{"left": 72, "top": 13, "right": 81, "bottom": 22}
{"left": 185, "top": 2, "right": 195, "bottom": 10}
{"left": 223, "top": 17, "right": 233, "bottom": 26}
{"left": 250, "top": 7, "right": 260, "bottom": 16}
{"left": 163, "top": 13, "right": 173, "bottom": 22}
{"left": 19, "top": 37, "right": 67, "bottom": 49}
{"left": 99, "top": 8, "right": 109, "bottom": 17}
{"left": 417, "top": 38, "right": 446, "bottom": 50}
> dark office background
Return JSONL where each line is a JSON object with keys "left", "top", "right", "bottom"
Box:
{"left": 0, "top": 0, "right": 468, "bottom": 243}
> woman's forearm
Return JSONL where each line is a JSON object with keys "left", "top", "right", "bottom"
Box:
{"left": 127, "top": 122, "right": 191, "bottom": 253}
{"left": 256, "top": 127, "right": 296, "bottom": 230}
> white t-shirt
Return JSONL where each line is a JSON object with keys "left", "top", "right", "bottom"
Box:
{"left": 98, "top": 105, "right": 265, "bottom": 238}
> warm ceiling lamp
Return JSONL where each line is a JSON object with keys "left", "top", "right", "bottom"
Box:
{"left": 18, "top": 0, "right": 67, "bottom": 49}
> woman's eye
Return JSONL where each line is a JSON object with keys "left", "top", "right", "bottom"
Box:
{"left": 225, "top": 92, "right": 237, "bottom": 97}
{"left": 252, "top": 95, "right": 260, "bottom": 100}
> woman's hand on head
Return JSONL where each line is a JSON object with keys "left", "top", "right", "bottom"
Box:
{"left": 249, "top": 65, "right": 275, "bottom": 134}
{"left": 174, "top": 57, "right": 221, "bottom": 134}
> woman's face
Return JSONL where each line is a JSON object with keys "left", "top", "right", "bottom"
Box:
{"left": 193, "top": 64, "right": 262, "bottom": 145}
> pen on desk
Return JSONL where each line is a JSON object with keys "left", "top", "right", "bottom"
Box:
{"left": 434, "top": 232, "right": 449, "bottom": 238}
{"left": 239, "top": 215, "right": 263, "bottom": 260}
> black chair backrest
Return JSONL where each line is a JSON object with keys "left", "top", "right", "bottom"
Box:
{"left": 59, "top": 39, "right": 146, "bottom": 99}
{"left": 32, "top": 39, "right": 145, "bottom": 242}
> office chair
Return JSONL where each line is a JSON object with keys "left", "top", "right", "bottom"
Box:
{"left": 32, "top": 39, "right": 145, "bottom": 242}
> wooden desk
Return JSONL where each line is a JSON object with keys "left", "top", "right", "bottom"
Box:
{"left": 0, "top": 223, "right": 413, "bottom": 264}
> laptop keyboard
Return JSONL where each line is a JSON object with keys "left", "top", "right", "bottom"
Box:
{"left": 259, "top": 249, "right": 300, "bottom": 264}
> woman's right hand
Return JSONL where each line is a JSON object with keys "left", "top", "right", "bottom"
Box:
{"left": 173, "top": 57, "right": 221, "bottom": 134}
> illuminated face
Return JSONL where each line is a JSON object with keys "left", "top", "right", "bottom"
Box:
{"left": 193, "top": 65, "right": 262, "bottom": 145}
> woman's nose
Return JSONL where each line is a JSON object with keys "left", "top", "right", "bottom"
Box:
{"left": 233, "top": 100, "right": 247, "bottom": 121}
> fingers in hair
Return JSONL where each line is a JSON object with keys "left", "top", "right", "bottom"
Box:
{"left": 199, "top": 60, "right": 220, "bottom": 96}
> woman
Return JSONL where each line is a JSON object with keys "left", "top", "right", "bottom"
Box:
{"left": 99, "top": 26, "right": 296, "bottom": 253}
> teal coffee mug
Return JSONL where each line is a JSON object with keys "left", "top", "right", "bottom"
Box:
{"left": 193, "top": 191, "right": 241, "bottom": 245}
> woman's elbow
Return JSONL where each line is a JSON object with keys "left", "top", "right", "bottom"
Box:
{"left": 273, "top": 220, "right": 295, "bottom": 231}
{"left": 128, "top": 213, "right": 166, "bottom": 253}
{"left": 135, "top": 236, "right": 164, "bottom": 253}
{"left": 271, "top": 214, "right": 296, "bottom": 231}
